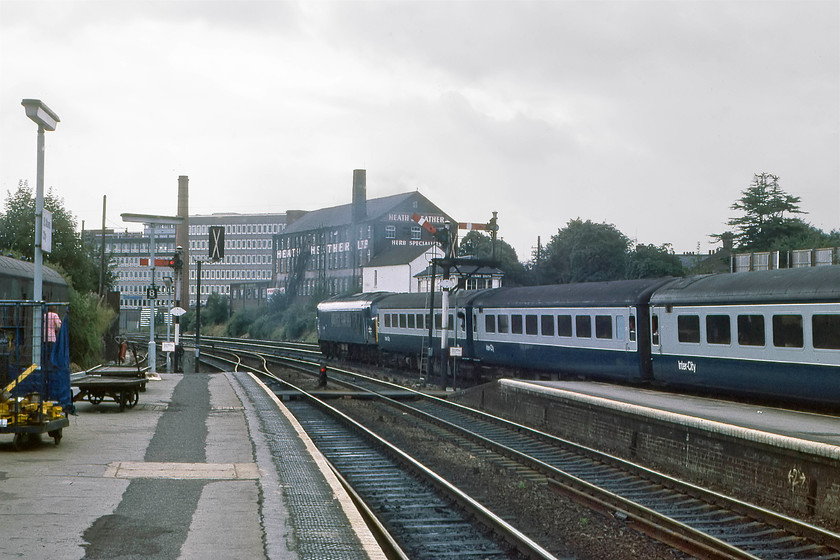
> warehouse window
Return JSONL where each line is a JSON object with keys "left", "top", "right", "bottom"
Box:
{"left": 595, "top": 315, "right": 613, "bottom": 339}
{"left": 557, "top": 315, "right": 572, "bottom": 337}
{"left": 576, "top": 315, "right": 592, "bottom": 338}
{"left": 706, "top": 315, "right": 730, "bottom": 344}
{"left": 385, "top": 225, "right": 396, "bottom": 239}
{"left": 772, "top": 315, "right": 803, "bottom": 348}
{"left": 540, "top": 315, "right": 554, "bottom": 336}
{"left": 737, "top": 315, "right": 765, "bottom": 346}
{"left": 677, "top": 315, "right": 701, "bottom": 343}
{"left": 813, "top": 314, "right": 840, "bottom": 349}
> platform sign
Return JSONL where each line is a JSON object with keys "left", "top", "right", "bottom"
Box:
{"left": 449, "top": 346, "right": 463, "bottom": 357}
{"left": 162, "top": 341, "right": 175, "bottom": 352}
{"left": 42, "top": 209, "right": 52, "bottom": 253}
{"left": 170, "top": 306, "right": 186, "bottom": 316}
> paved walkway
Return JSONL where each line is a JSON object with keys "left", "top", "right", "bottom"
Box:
{"left": 0, "top": 371, "right": 385, "bottom": 560}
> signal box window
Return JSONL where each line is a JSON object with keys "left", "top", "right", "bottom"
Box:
{"left": 706, "top": 315, "right": 730, "bottom": 344}
{"left": 485, "top": 314, "right": 496, "bottom": 333}
{"left": 772, "top": 315, "right": 803, "bottom": 348}
{"left": 557, "top": 315, "right": 572, "bottom": 337}
{"left": 813, "top": 314, "right": 840, "bottom": 349}
{"left": 511, "top": 315, "right": 523, "bottom": 334}
{"left": 595, "top": 315, "right": 612, "bottom": 339}
{"left": 576, "top": 315, "right": 592, "bottom": 338}
{"left": 737, "top": 315, "right": 765, "bottom": 346}
{"left": 677, "top": 315, "right": 701, "bottom": 343}
{"left": 541, "top": 315, "right": 554, "bottom": 336}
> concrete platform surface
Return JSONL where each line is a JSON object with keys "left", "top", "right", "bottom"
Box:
{"left": 0, "top": 371, "right": 385, "bottom": 560}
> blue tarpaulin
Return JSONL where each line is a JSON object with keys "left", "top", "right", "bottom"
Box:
{"left": 11, "top": 315, "right": 73, "bottom": 413}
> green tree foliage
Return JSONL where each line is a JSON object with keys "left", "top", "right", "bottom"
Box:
{"left": 722, "top": 173, "right": 806, "bottom": 251}
{"left": 626, "top": 244, "right": 684, "bottom": 279}
{"left": 203, "top": 293, "right": 229, "bottom": 325}
{"left": 458, "top": 230, "right": 529, "bottom": 286}
{"left": 543, "top": 219, "right": 631, "bottom": 283}
{"left": 0, "top": 182, "right": 106, "bottom": 293}
{"left": 67, "top": 289, "right": 117, "bottom": 369}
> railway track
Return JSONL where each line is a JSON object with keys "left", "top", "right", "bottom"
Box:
{"left": 206, "top": 350, "right": 554, "bottom": 560}
{"left": 204, "top": 340, "right": 840, "bottom": 558}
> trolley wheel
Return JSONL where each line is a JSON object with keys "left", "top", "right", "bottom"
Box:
{"left": 89, "top": 393, "right": 103, "bottom": 405}
{"left": 118, "top": 391, "right": 127, "bottom": 411}
{"left": 125, "top": 390, "right": 139, "bottom": 409}
{"left": 48, "top": 429, "right": 63, "bottom": 445}
{"left": 12, "top": 432, "right": 25, "bottom": 451}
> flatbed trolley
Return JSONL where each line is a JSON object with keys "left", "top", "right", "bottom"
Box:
{"left": 0, "top": 417, "right": 69, "bottom": 450}
{"left": 71, "top": 375, "right": 146, "bottom": 412}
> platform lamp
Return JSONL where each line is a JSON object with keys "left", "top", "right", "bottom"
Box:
{"left": 22, "top": 99, "right": 60, "bottom": 367}
{"left": 121, "top": 213, "right": 184, "bottom": 373}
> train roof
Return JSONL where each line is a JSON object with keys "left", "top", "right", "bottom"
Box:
{"left": 470, "top": 277, "right": 673, "bottom": 309}
{"left": 0, "top": 255, "right": 67, "bottom": 285}
{"left": 376, "top": 290, "right": 489, "bottom": 310}
{"left": 650, "top": 266, "right": 840, "bottom": 306}
{"left": 316, "top": 292, "right": 391, "bottom": 312}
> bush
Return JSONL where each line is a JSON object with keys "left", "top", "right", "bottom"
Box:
{"left": 68, "top": 289, "right": 116, "bottom": 369}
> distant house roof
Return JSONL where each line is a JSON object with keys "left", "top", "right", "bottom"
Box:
{"left": 0, "top": 255, "right": 66, "bottom": 285}
{"left": 282, "top": 192, "right": 434, "bottom": 235}
{"left": 365, "top": 244, "right": 440, "bottom": 268}
{"left": 414, "top": 264, "right": 504, "bottom": 279}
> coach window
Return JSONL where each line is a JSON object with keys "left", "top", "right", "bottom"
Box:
{"left": 576, "top": 315, "right": 592, "bottom": 338}
{"left": 391, "top": 313, "right": 399, "bottom": 328}
{"left": 628, "top": 315, "right": 636, "bottom": 341}
{"left": 384, "top": 314, "right": 391, "bottom": 328}
{"left": 399, "top": 314, "right": 407, "bottom": 329}
{"left": 595, "top": 315, "right": 612, "bottom": 339}
{"left": 416, "top": 314, "right": 425, "bottom": 330}
{"left": 498, "top": 314, "right": 509, "bottom": 334}
{"left": 557, "top": 315, "right": 572, "bottom": 337}
{"left": 677, "top": 315, "right": 700, "bottom": 343}
{"left": 448, "top": 314, "right": 455, "bottom": 331}
{"left": 706, "top": 315, "right": 731, "bottom": 344}
{"left": 511, "top": 314, "right": 523, "bottom": 334}
{"left": 737, "top": 315, "right": 765, "bottom": 346}
{"left": 485, "top": 314, "right": 496, "bottom": 333}
{"left": 772, "top": 315, "right": 803, "bottom": 348}
{"left": 813, "top": 314, "right": 840, "bottom": 349}
{"left": 407, "top": 314, "right": 416, "bottom": 329}
{"left": 541, "top": 315, "right": 554, "bottom": 336}
{"left": 651, "top": 315, "right": 659, "bottom": 345}
{"left": 435, "top": 313, "right": 442, "bottom": 330}
{"left": 525, "top": 315, "right": 538, "bottom": 335}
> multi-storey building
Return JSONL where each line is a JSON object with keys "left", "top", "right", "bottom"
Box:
{"left": 87, "top": 212, "right": 286, "bottom": 331}
{"left": 274, "top": 170, "right": 456, "bottom": 298}
{"left": 187, "top": 213, "right": 286, "bottom": 307}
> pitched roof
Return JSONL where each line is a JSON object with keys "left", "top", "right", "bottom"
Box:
{"left": 365, "top": 244, "right": 440, "bottom": 267}
{"left": 282, "top": 192, "right": 421, "bottom": 235}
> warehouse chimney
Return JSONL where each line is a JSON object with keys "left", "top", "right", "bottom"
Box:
{"left": 176, "top": 175, "right": 189, "bottom": 309}
{"left": 352, "top": 169, "right": 366, "bottom": 223}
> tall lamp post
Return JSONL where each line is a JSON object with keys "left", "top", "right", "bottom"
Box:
{"left": 22, "top": 99, "right": 60, "bottom": 367}
{"left": 122, "top": 213, "right": 184, "bottom": 373}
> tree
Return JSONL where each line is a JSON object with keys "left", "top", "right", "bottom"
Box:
{"left": 543, "top": 219, "right": 630, "bottom": 284}
{"left": 626, "top": 244, "right": 684, "bottom": 279}
{"left": 722, "top": 173, "right": 806, "bottom": 251}
{"left": 458, "top": 230, "right": 529, "bottom": 286}
{"left": 0, "top": 182, "right": 107, "bottom": 293}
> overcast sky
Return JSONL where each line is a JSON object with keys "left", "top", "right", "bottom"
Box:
{"left": 1, "top": 0, "right": 837, "bottom": 261}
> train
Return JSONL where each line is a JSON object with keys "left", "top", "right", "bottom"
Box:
{"left": 317, "top": 265, "right": 840, "bottom": 405}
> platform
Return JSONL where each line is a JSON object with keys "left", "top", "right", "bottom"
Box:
{"left": 0, "top": 371, "right": 386, "bottom": 560}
